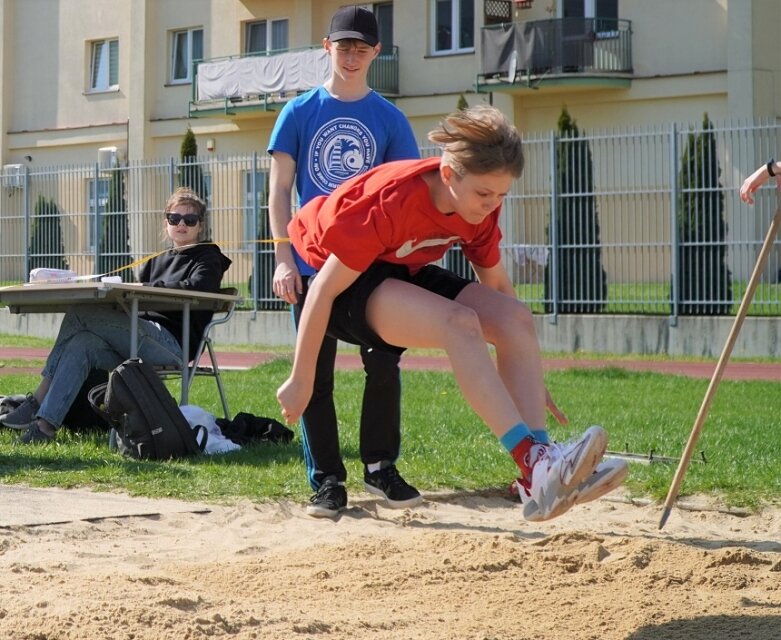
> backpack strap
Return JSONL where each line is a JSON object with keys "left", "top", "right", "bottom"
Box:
{"left": 87, "top": 382, "right": 113, "bottom": 425}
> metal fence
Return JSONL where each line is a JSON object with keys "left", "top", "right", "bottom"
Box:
{"left": 2, "top": 118, "right": 781, "bottom": 319}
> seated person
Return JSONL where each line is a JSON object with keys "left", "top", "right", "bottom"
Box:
{"left": 0, "top": 187, "right": 232, "bottom": 444}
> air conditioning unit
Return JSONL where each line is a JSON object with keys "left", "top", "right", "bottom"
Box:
{"left": 1, "top": 164, "right": 24, "bottom": 189}
{"left": 98, "top": 146, "right": 124, "bottom": 170}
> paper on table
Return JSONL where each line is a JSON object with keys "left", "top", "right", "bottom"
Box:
{"left": 29, "top": 268, "right": 78, "bottom": 283}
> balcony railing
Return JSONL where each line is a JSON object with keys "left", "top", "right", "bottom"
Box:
{"left": 189, "top": 46, "right": 400, "bottom": 117}
{"left": 477, "top": 17, "right": 632, "bottom": 90}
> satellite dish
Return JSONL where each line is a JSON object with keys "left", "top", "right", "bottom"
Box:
{"left": 507, "top": 50, "right": 518, "bottom": 84}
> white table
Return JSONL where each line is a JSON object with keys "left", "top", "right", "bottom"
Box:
{"left": 0, "top": 281, "right": 240, "bottom": 405}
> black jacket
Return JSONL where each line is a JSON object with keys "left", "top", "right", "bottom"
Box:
{"left": 138, "top": 243, "right": 232, "bottom": 356}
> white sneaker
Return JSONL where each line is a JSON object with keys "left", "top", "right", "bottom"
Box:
{"left": 517, "top": 425, "right": 607, "bottom": 522}
{"left": 574, "top": 457, "right": 628, "bottom": 505}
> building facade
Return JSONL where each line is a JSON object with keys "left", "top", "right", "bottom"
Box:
{"left": 0, "top": 0, "right": 779, "bottom": 169}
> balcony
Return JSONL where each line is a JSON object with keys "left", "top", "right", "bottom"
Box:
{"left": 189, "top": 46, "right": 400, "bottom": 118}
{"left": 476, "top": 18, "right": 633, "bottom": 94}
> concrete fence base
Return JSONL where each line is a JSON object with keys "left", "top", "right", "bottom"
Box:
{"left": 2, "top": 309, "right": 780, "bottom": 359}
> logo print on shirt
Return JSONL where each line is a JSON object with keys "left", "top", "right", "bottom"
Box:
{"left": 308, "top": 118, "right": 377, "bottom": 193}
{"left": 395, "top": 236, "right": 461, "bottom": 259}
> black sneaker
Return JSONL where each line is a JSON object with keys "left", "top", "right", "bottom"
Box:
{"left": 19, "top": 421, "right": 55, "bottom": 445}
{"left": 306, "top": 476, "right": 347, "bottom": 519}
{"left": 364, "top": 462, "right": 423, "bottom": 508}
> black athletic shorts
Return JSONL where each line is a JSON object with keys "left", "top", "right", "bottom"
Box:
{"left": 319, "top": 262, "right": 474, "bottom": 356}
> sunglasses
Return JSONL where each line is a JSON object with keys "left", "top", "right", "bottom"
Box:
{"left": 165, "top": 213, "right": 200, "bottom": 227}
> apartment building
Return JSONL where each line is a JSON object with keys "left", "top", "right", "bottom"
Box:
{"left": 0, "top": 0, "right": 778, "bottom": 171}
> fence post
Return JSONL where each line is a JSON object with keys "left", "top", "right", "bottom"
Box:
{"left": 669, "top": 123, "right": 679, "bottom": 327}
{"left": 548, "top": 130, "right": 559, "bottom": 324}
{"left": 22, "top": 165, "right": 30, "bottom": 281}
{"left": 169, "top": 157, "right": 177, "bottom": 196}
{"left": 251, "top": 151, "right": 259, "bottom": 314}
{"left": 94, "top": 163, "right": 102, "bottom": 272}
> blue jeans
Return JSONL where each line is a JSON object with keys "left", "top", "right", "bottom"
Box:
{"left": 38, "top": 305, "right": 183, "bottom": 429}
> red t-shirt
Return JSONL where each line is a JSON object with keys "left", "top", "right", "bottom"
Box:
{"left": 288, "top": 157, "right": 502, "bottom": 274}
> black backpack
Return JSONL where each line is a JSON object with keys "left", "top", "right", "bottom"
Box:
{"left": 89, "top": 358, "right": 207, "bottom": 460}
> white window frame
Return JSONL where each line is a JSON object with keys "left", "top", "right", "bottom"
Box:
{"left": 245, "top": 18, "right": 289, "bottom": 54}
{"left": 431, "top": 0, "right": 474, "bottom": 56}
{"left": 89, "top": 38, "right": 119, "bottom": 92}
{"left": 171, "top": 27, "right": 203, "bottom": 84}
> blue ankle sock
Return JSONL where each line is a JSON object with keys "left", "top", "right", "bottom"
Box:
{"left": 531, "top": 429, "right": 550, "bottom": 445}
{"left": 499, "top": 422, "right": 532, "bottom": 452}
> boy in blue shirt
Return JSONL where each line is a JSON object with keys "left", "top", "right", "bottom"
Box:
{"left": 267, "top": 6, "right": 420, "bottom": 518}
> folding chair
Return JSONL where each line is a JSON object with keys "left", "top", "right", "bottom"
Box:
{"left": 157, "top": 287, "right": 239, "bottom": 420}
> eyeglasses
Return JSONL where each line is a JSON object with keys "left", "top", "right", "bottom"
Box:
{"left": 165, "top": 213, "right": 200, "bottom": 227}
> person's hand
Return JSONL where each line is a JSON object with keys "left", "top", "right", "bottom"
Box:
{"left": 272, "top": 259, "right": 302, "bottom": 304}
{"left": 740, "top": 164, "right": 777, "bottom": 205}
{"left": 545, "top": 387, "right": 568, "bottom": 425}
{"left": 276, "top": 376, "right": 311, "bottom": 425}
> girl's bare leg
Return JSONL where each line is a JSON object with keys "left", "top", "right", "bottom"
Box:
{"left": 365, "top": 278, "right": 609, "bottom": 522}
{"left": 364, "top": 279, "right": 523, "bottom": 437}
{"left": 454, "top": 284, "right": 547, "bottom": 429}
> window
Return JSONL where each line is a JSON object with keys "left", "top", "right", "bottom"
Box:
{"left": 593, "top": 0, "right": 618, "bottom": 36}
{"left": 563, "top": 0, "right": 618, "bottom": 37}
{"left": 89, "top": 39, "right": 118, "bottom": 91}
{"left": 87, "top": 178, "right": 110, "bottom": 249}
{"left": 245, "top": 19, "right": 289, "bottom": 54}
{"left": 432, "top": 0, "right": 474, "bottom": 54}
{"left": 375, "top": 3, "right": 394, "bottom": 54}
{"left": 171, "top": 27, "right": 203, "bottom": 83}
{"left": 243, "top": 170, "right": 268, "bottom": 244}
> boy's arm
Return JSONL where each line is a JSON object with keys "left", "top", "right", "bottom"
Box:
{"left": 277, "top": 254, "right": 360, "bottom": 423}
{"left": 269, "top": 151, "right": 302, "bottom": 302}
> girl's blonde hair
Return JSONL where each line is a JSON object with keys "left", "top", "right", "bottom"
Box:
{"left": 162, "top": 187, "right": 207, "bottom": 244}
{"left": 427, "top": 105, "right": 524, "bottom": 179}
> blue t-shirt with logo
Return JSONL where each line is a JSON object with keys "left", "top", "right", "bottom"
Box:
{"left": 268, "top": 85, "right": 420, "bottom": 274}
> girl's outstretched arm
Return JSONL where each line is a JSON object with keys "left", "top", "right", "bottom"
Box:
{"left": 277, "top": 255, "right": 360, "bottom": 423}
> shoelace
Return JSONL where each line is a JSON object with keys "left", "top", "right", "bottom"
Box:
{"left": 378, "top": 466, "right": 409, "bottom": 491}
{"left": 311, "top": 482, "right": 340, "bottom": 504}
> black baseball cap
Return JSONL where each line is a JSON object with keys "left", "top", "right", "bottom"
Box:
{"left": 328, "top": 6, "right": 379, "bottom": 47}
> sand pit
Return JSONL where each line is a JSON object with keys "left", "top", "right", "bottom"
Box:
{"left": 1, "top": 488, "right": 779, "bottom": 639}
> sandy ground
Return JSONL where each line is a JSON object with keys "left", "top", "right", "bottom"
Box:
{"left": 1, "top": 488, "right": 780, "bottom": 640}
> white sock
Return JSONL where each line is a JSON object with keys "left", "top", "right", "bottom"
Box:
{"left": 367, "top": 462, "right": 382, "bottom": 473}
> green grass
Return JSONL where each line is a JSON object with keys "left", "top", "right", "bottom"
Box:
{"left": 0, "top": 333, "right": 58, "bottom": 348}
{"left": 517, "top": 280, "right": 781, "bottom": 315}
{"left": 2, "top": 359, "right": 780, "bottom": 510}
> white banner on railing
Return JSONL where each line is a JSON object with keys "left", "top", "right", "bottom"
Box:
{"left": 197, "top": 49, "right": 331, "bottom": 101}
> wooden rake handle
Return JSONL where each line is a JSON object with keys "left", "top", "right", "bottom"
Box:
{"left": 658, "top": 194, "right": 781, "bottom": 529}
